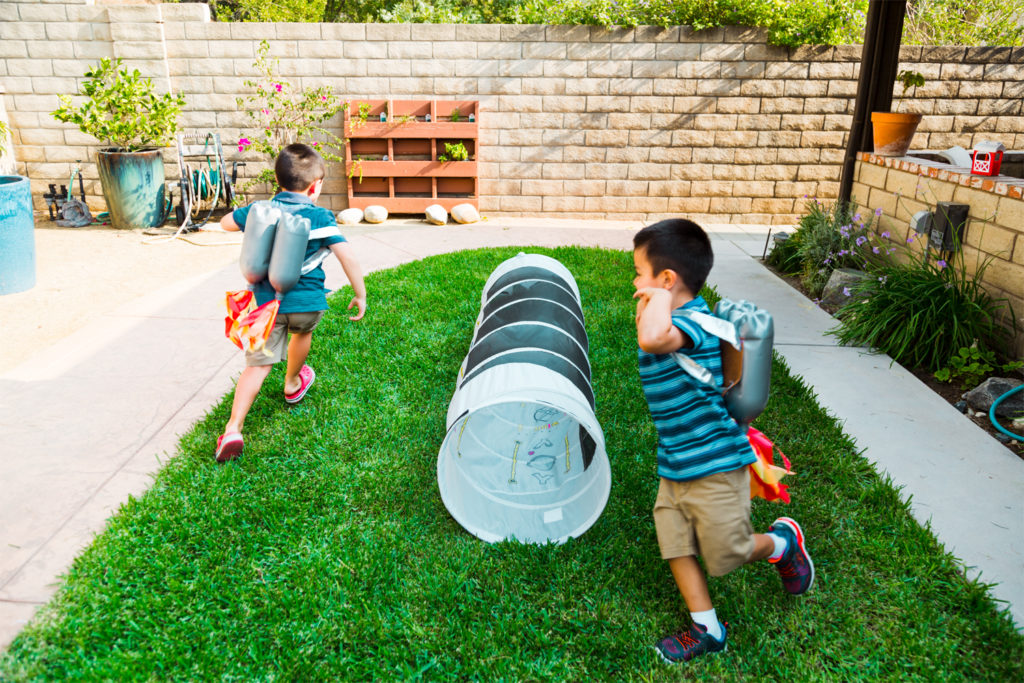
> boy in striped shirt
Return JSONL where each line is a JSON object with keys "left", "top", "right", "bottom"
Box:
{"left": 633, "top": 218, "right": 814, "bottom": 664}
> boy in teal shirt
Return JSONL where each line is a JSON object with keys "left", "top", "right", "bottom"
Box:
{"left": 215, "top": 143, "right": 367, "bottom": 462}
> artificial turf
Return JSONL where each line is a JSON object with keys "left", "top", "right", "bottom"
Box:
{"left": 2, "top": 247, "right": 1021, "bottom": 681}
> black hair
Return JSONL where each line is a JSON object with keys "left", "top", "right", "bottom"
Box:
{"left": 633, "top": 218, "right": 713, "bottom": 295}
{"left": 274, "top": 143, "right": 326, "bottom": 191}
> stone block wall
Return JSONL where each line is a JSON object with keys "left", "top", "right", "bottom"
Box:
{"left": 851, "top": 154, "right": 1024, "bottom": 357}
{"left": 2, "top": 0, "right": 1023, "bottom": 224}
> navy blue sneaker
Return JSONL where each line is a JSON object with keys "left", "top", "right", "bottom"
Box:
{"left": 654, "top": 622, "right": 727, "bottom": 664}
{"left": 768, "top": 517, "right": 814, "bottom": 595}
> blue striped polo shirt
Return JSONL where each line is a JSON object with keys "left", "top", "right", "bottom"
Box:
{"left": 638, "top": 296, "right": 755, "bottom": 482}
{"left": 233, "top": 192, "right": 346, "bottom": 314}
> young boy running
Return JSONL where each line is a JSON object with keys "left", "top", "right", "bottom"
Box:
{"left": 215, "top": 143, "right": 367, "bottom": 462}
{"left": 632, "top": 218, "right": 814, "bottom": 663}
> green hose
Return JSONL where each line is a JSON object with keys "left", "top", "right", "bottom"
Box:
{"left": 989, "top": 384, "right": 1024, "bottom": 440}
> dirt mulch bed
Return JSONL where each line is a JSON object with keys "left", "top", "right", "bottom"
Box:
{"left": 765, "top": 265, "right": 1024, "bottom": 461}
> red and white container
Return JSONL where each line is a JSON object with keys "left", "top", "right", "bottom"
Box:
{"left": 970, "top": 140, "right": 1005, "bottom": 176}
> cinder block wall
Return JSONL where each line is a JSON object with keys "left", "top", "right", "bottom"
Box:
{"left": 851, "top": 155, "right": 1024, "bottom": 357}
{"left": 2, "top": 0, "right": 1023, "bottom": 224}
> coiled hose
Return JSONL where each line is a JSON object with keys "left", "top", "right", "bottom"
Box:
{"left": 989, "top": 384, "right": 1024, "bottom": 440}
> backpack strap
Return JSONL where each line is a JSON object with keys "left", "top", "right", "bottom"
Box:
{"left": 669, "top": 309, "right": 743, "bottom": 393}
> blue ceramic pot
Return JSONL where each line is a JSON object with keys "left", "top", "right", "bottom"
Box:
{"left": 96, "top": 148, "right": 166, "bottom": 230}
{"left": 0, "top": 175, "right": 36, "bottom": 295}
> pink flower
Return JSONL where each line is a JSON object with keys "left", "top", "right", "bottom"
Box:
{"left": 274, "top": 83, "right": 282, "bottom": 92}
{"left": 261, "top": 108, "right": 269, "bottom": 115}
{"left": 312, "top": 141, "right": 320, "bottom": 147}
{"left": 321, "top": 95, "right": 328, "bottom": 101}
{"left": 237, "top": 137, "right": 251, "bottom": 152}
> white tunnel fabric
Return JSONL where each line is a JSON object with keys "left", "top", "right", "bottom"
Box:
{"left": 437, "top": 253, "right": 611, "bottom": 544}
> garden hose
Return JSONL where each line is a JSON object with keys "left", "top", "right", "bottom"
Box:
{"left": 989, "top": 384, "right": 1024, "bottom": 440}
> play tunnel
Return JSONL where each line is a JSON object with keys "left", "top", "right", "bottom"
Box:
{"left": 437, "top": 253, "right": 611, "bottom": 544}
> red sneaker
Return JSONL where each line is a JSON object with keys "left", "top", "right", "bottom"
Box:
{"left": 768, "top": 517, "right": 815, "bottom": 595}
{"left": 285, "top": 365, "right": 316, "bottom": 404}
{"left": 215, "top": 432, "right": 243, "bottom": 463}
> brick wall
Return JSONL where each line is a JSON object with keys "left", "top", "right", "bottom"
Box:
{"left": 2, "top": 0, "right": 1023, "bottom": 224}
{"left": 851, "top": 154, "right": 1024, "bottom": 357}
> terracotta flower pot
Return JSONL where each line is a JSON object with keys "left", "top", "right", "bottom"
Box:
{"left": 870, "top": 112, "right": 923, "bottom": 157}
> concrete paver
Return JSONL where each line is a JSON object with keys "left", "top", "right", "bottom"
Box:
{"left": 0, "top": 219, "right": 1020, "bottom": 651}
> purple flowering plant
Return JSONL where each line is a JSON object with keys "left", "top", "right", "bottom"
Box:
{"left": 234, "top": 40, "right": 347, "bottom": 201}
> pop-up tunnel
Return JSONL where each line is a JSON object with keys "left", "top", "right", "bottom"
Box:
{"left": 437, "top": 253, "right": 611, "bottom": 544}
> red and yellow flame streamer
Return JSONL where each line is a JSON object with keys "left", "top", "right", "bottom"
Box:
{"left": 225, "top": 290, "right": 279, "bottom": 355}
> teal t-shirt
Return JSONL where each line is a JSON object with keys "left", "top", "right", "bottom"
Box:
{"left": 233, "top": 192, "right": 346, "bottom": 314}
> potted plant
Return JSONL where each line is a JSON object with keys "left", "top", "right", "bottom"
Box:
{"left": 52, "top": 58, "right": 185, "bottom": 229}
{"left": 0, "top": 115, "right": 37, "bottom": 294}
{"left": 870, "top": 69, "right": 925, "bottom": 157}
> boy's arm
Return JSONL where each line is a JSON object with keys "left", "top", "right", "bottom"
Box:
{"left": 634, "top": 287, "right": 690, "bottom": 354}
{"left": 329, "top": 241, "right": 367, "bottom": 321}
{"left": 218, "top": 213, "right": 241, "bottom": 232}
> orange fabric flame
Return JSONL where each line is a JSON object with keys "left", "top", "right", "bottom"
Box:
{"left": 225, "top": 290, "right": 279, "bottom": 354}
{"left": 747, "top": 426, "right": 793, "bottom": 503}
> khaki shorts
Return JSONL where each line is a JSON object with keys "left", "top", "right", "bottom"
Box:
{"left": 245, "top": 311, "right": 325, "bottom": 366}
{"left": 653, "top": 466, "right": 754, "bottom": 576}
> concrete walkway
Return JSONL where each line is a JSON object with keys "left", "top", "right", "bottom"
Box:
{"left": 1, "top": 219, "right": 1021, "bottom": 651}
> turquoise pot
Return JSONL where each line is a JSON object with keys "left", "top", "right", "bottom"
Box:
{"left": 96, "top": 148, "right": 166, "bottom": 230}
{"left": 0, "top": 175, "right": 36, "bottom": 295}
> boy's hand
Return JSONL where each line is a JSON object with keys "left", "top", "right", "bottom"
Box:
{"left": 634, "top": 287, "right": 672, "bottom": 322}
{"left": 348, "top": 296, "right": 366, "bottom": 321}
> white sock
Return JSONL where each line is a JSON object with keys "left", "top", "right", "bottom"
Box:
{"left": 769, "top": 533, "right": 788, "bottom": 561}
{"left": 690, "top": 609, "right": 723, "bottom": 640}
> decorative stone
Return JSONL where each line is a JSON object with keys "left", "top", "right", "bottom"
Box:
{"left": 820, "top": 268, "right": 870, "bottom": 310}
{"left": 425, "top": 204, "right": 448, "bottom": 225}
{"left": 363, "top": 205, "right": 388, "bottom": 224}
{"left": 962, "top": 377, "right": 1024, "bottom": 418}
{"left": 338, "top": 208, "right": 363, "bottom": 225}
{"left": 451, "top": 203, "right": 480, "bottom": 224}
{"left": 954, "top": 400, "right": 968, "bottom": 414}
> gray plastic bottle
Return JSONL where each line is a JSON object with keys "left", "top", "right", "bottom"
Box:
{"left": 238, "top": 202, "right": 281, "bottom": 288}
{"left": 268, "top": 211, "right": 311, "bottom": 299}
{"left": 716, "top": 299, "right": 774, "bottom": 428}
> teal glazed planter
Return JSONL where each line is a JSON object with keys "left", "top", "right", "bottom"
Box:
{"left": 96, "top": 148, "right": 166, "bottom": 230}
{"left": 0, "top": 175, "right": 36, "bottom": 295}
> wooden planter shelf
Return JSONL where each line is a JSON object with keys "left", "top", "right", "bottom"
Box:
{"left": 345, "top": 99, "right": 479, "bottom": 213}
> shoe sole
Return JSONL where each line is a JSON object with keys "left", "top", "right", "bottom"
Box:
{"left": 216, "top": 438, "right": 243, "bottom": 463}
{"left": 653, "top": 643, "right": 727, "bottom": 665}
{"left": 773, "top": 516, "right": 815, "bottom": 594}
{"left": 285, "top": 366, "right": 315, "bottom": 404}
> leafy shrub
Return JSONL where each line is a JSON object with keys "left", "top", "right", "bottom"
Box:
{"left": 234, "top": 40, "right": 348, "bottom": 199}
{"left": 791, "top": 199, "right": 886, "bottom": 297}
{"left": 51, "top": 58, "right": 185, "bottom": 152}
{"left": 903, "top": 0, "right": 1024, "bottom": 47}
{"left": 934, "top": 345, "right": 1024, "bottom": 389}
{"left": 831, "top": 250, "right": 1018, "bottom": 373}
{"left": 765, "top": 230, "right": 803, "bottom": 275}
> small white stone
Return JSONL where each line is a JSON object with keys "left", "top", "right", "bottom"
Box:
{"left": 337, "top": 208, "right": 363, "bottom": 225}
{"left": 363, "top": 205, "right": 388, "bottom": 224}
{"left": 425, "top": 204, "right": 448, "bottom": 225}
{"left": 451, "top": 203, "right": 480, "bottom": 224}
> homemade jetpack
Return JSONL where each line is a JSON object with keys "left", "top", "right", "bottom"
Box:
{"left": 437, "top": 253, "right": 611, "bottom": 544}
{"left": 671, "top": 300, "right": 793, "bottom": 502}
{"left": 224, "top": 202, "right": 331, "bottom": 353}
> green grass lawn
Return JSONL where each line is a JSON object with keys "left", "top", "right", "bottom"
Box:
{"left": 3, "top": 247, "right": 1022, "bottom": 681}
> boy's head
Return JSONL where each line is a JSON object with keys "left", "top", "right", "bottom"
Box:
{"left": 632, "top": 218, "right": 713, "bottom": 297}
{"left": 275, "top": 143, "right": 326, "bottom": 196}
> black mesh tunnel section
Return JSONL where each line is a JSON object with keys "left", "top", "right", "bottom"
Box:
{"left": 476, "top": 299, "right": 588, "bottom": 348}
{"left": 461, "top": 350, "right": 595, "bottom": 409}
{"left": 464, "top": 323, "right": 590, "bottom": 379}
{"left": 484, "top": 280, "right": 583, "bottom": 322}
{"left": 486, "top": 267, "right": 575, "bottom": 301}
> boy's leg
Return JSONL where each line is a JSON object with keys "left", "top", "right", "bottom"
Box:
{"left": 225, "top": 364, "right": 273, "bottom": 435}
{"left": 763, "top": 517, "right": 815, "bottom": 595}
{"left": 284, "top": 331, "right": 313, "bottom": 395}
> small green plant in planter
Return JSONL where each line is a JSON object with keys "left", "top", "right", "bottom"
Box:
{"left": 437, "top": 141, "right": 470, "bottom": 163}
{"left": 51, "top": 58, "right": 185, "bottom": 229}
